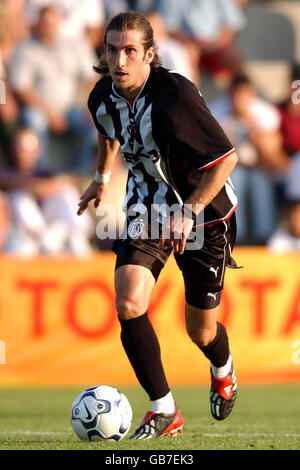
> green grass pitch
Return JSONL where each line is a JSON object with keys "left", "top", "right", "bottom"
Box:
{"left": 0, "top": 384, "right": 299, "bottom": 450}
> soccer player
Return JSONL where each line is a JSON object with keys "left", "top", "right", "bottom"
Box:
{"left": 78, "top": 11, "right": 238, "bottom": 439}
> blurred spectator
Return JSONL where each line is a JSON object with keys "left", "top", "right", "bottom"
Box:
{"left": 147, "top": 12, "right": 194, "bottom": 81}
{"left": 0, "top": 128, "right": 94, "bottom": 257}
{"left": 210, "top": 73, "right": 289, "bottom": 245}
{"left": 278, "top": 63, "right": 300, "bottom": 158}
{"left": 0, "top": 0, "right": 28, "bottom": 165}
{"left": 8, "top": 6, "right": 98, "bottom": 174}
{"left": 154, "top": 0, "right": 247, "bottom": 87}
{"left": 25, "top": 0, "right": 105, "bottom": 47}
{"left": 0, "top": 191, "right": 12, "bottom": 252}
{"left": 103, "top": 0, "right": 157, "bottom": 20}
{"left": 268, "top": 199, "right": 300, "bottom": 252}
{"left": 0, "top": 52, "right": 19, "bottom": 166}
{"left": 0, "top": 0, "right": 28, "bottom": 61}
{"left": 277, "top": 63, "right": 300, "bottom": 202}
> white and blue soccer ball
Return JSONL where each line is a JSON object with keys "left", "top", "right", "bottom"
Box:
{"left": 70, "top": 385, "right": 132, "bottom": 441}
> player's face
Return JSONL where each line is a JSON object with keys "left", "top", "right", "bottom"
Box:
{"left": 105, "top": 29, "right": 154, "bottom": 100}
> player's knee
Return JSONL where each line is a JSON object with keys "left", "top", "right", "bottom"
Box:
{"left": 186, "top": 326, "right": 215, "bottom": 348}
{"left": 116, "top": 298, "right": 144, "bottom": 320}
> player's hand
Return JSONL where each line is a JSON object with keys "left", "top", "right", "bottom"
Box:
{"left": 77, "top": 180, "right": 107, "bottom": 215}
{"left": 160, "top": 211, "right": 194, "bottom": 255}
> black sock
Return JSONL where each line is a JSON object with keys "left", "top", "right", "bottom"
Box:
{"left": 199, "top": 322, "right": 230, "bottom": 367}
{"left": 119, "top": 313, "right": 170, "bottom": 400}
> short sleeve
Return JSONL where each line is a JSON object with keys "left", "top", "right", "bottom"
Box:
{"left": 87, "top": 78, "right": 111, "bottom": 137}
{"left": 154, "top": 72, "right": 235, "bottom": 171}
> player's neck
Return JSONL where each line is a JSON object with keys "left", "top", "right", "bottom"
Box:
{"left": 114, "top": 68, "right": 151, "bottom": 102}
{"left": 117, "top": 85, "right": 144, "bottom": 102}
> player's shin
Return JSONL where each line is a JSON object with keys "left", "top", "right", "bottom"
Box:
{"left": 118, "top": 312, "right": 170, "bottom": 401}
{"left": 200, "top": 322, "right": 230, "bottom": 369}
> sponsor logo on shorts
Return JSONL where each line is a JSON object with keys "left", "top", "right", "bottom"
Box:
{"left": 207, "top": 292, "right": 217, "bottom": 300}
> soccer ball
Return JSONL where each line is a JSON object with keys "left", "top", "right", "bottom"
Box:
{"left": 70, "top": 385, "right": 132, "bottom": 441}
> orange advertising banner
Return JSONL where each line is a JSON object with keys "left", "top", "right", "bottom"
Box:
{"left": 0, "top": 248, "right": 299, "bottom": 386}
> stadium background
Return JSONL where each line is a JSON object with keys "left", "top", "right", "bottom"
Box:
{"left": 0, "top": 0, "right": 300, "bottom": 391}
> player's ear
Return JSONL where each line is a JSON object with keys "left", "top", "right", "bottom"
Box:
{"left": 145, "top": 47, "right": 154, "bottom": 65}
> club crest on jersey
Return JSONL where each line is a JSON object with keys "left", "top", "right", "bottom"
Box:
{"left": 128, "top": 218, "right": 145, "bottom": 239}
{"left": 127, "top": 120, "right": 137, "bottom": 136}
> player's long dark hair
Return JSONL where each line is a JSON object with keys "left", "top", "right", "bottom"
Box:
{"left": 93, "top": 11, "right": 162, "bottom": 75}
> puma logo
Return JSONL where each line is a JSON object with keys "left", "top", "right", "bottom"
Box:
{"left": 207, "top": 292, "right": 217, "bottom": 301}
{"left": 209, "top": 266, "right": 219, "bottom": 278}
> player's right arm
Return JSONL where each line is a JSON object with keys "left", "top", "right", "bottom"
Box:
{"left": 77, "top": 134, "right": 120, "bottom": 215}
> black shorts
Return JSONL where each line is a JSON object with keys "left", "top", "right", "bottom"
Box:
{"left": 113, "top": 213, "right": 237, "bottom": 309}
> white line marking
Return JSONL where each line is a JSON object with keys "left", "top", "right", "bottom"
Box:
{"left": 1, "top": 430, "right": 300, "bottom": 438}
{"left": 189, "top": 423, "right": 300, "bottom": 428}
{"left": 183, "top": 432, "right": 300, "bottom": 437}
{"left": 0, "top": 430, "right": 71, "bottom": 436}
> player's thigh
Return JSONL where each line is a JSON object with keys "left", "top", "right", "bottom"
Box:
{"left": 113, "top": 236, "right": 171, "bottom": 320}
{"left": 175, "top": 217, "right": 236, "bottom": 344}
{"left": 174, "top": 216, "right": 236, "bottom": 306}
{"left": 115, "top": 264, "right": 156, "bottom": 320}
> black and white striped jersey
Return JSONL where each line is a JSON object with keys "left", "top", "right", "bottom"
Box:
{"left": 88, "top": 66, "right": 237, "bottom": 227}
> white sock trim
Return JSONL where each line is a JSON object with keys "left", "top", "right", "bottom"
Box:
{"left": 210, "top": 355, "right": 232, "bottom": 379}
{"left": 151, "top": 391, "right": 175, "bottom": 414}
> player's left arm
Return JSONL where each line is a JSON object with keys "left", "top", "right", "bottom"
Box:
{"left": 165, "top": 151, "right": 238, "bottom": 254}
{"left": 184, "top": 150, "right": 238, "bottom": 212}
